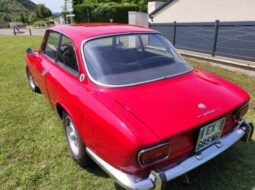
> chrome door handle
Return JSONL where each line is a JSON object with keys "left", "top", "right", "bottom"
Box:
{"left": 42, "top": 69, "right": 48, "bottom": 76}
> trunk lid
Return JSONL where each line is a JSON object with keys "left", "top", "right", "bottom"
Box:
{"left": 115, "top": 70, "right": 249, "bottom": 139}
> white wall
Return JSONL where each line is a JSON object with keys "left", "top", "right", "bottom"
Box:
{"left": 128, "top": 11, "right": 149, "bottom": 28}
{"left": 151, "top": 0, "right": 255, "bottom": 23}
{"left": 148, "top": 1, "right": 164, "bottom": 14}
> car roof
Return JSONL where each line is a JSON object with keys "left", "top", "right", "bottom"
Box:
{"left": 49, "top": 23, "right": 156, "bottom": 46}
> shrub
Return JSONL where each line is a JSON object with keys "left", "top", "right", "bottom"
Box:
{"left": 28, "top": 14, "right": 36, "bottom": 24}
{"left": 32, "top": 20, "right": 47, "bottom": 28}
{"left": 91, "top": 3, "right": 116, "bottom": 22}
{"left": 73, "top": 2, "right": 96, "bottom": 23}
{"left": 8, "top": 22, "right": 25, "bottom": 28}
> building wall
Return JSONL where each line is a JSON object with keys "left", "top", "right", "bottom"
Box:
{"left": 151, "top": 0, "right": 255, "bottom": 23}
{"left": 129, "top": 11, "right": 149, "bottom": 28}
{"left": 148, "top": 1, "right": 164, "bottom": 14}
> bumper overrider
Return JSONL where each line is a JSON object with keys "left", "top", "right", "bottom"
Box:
{"left": 86, "top": 120, "right": 254, "bottom": 190}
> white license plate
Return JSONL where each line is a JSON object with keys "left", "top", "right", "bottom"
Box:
{"left": 195, "top": 118, "right": 225, "bottom": 152}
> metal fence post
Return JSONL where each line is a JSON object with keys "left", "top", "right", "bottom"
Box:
{"left": 173, "top": 21, "right": 177, "bottom": 46}
{"left": 212, "top": 20, "right": 219, "bottom": 56}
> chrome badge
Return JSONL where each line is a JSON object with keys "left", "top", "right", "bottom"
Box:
{"left": 197, "top": 107, "right": 220, "bottom": 118}
{"left": 198, "top": 103, "right": 207, "bottom": 109}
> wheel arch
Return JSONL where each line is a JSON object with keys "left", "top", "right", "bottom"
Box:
{"left": 56, "top": 103, "right": 64, "bottom": 119}
{"left": 55, "top": 100, "right": 81, "bottom": 129}
{"left": 55, "top": 101, "right": 74, "bottom": 120}
{"left": 25, "top": 65, "right": 30, "bottom": 74}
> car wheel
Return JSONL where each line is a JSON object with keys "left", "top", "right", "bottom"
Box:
{"left": 114, "top": 183, "right": 126, "bottom": 190}
{"left": 26, "top": 67, "right": 41, "bottom": 93}
{"left": 63, "top": 111, "right": 91, "bottom": 168}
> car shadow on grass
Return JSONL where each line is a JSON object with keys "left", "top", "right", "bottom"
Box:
{"left": 86, "top": 140, "right": 255, "bottom": 190}
{"left": 85, "top": 139, "right": 255, "bottom": 189}
{"left": 169, "top": 139, "right": 255, "bottom": 190}
{"left": 86, "top": 161, "right": 110, "bottom": 178}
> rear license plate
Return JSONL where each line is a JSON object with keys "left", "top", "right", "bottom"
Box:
{"left": 195, "top": 118, "right": 225, "bottom": 152}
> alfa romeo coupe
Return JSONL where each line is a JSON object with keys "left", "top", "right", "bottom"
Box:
{"left": 25, "top": 24, "right": 254, "bottom": 190}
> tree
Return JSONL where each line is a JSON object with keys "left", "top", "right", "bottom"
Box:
{"left": 21, "top": 14, "right": 25, "bottom": 23}
{"left": 73, "top": 0, "right": 84, "bottom": 5}
{"left": 36, "top": 4, "right": 52, "bottom": 18}
{"left": 3, "top": 14, "right": 11, "bottom": 22}
{"left": 28, "top": 14, "right": 36, "bottom": 24}
{"left": 14, "top": 16, "right": 21, "bottom": 22}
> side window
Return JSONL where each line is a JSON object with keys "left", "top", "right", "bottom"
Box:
{"left": 44, "top": 31, "right": 60, "bottom": 60}
{"left": 57, "top": 35, "right": 79, "bottom": 74}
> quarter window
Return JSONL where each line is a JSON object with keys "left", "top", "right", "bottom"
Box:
{"left": 44, "top": 31, "right": 60, "bottom": 60}
{"left": 57, "top": 35, "right": 79, "bottom": 74}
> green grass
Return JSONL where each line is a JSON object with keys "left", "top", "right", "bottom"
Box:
{"left": 0, "top": 36, "right": 254, "bottom": 190}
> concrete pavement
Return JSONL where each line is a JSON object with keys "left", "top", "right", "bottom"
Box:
{"left": 0, "top": 28, "right": 46, "bottom": 36}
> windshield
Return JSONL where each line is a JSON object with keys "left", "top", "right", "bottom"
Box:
{"left": 83, "top": 33, "right": 192, "bottom": 87}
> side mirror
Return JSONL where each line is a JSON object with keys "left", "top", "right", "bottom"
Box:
{"left": 26, "top": 48, "right": 35, "bottom": 56}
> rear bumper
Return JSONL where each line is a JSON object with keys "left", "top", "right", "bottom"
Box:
{"left": 86, "top": 120, "right": 254, "bottom": 190}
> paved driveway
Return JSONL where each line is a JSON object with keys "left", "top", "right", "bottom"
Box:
{"left": 0, "top": 28, "right": 46, "bottom": 36}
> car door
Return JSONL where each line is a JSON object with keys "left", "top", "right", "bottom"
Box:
{"left": 33, "top": 31, "right": 61, "bottom": 96}
{"left": 45, "top": 34, "right": 85, "bottom": 133}
{"left": 46, "top": 34, "right": 81, "bottom": 104}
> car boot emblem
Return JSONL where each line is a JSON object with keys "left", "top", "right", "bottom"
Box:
{"left": 198, "top": 103, "right": 207, "bottom": 109}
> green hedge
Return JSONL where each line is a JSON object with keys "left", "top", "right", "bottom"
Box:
{"left": 74, "top": 2, "right": 139, "bottom": 23}
{"left": 73, "top": 3, "right": 97, "bottom": 23}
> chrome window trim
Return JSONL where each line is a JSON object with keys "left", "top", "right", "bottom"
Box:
{"left": 42, "top": 53, "right": 57, "bottom": 65}
{"left": 137, "top": 141, "right": 171, "bottom": 167}
{"left": 56, "top": 60, "right": 80, "bottom": 76}
{"left": 42, "top": 29, "right": 81, "bottom": 78}
{"left": 42, "top": 53, "right": 79, "bottom": 77}
{"left": 80, "top": 32, "right": 193, "bottom": 88}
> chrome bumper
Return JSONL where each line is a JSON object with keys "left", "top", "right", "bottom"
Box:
{"left": 86, "top": 120, "right": 254, "bottom": 190}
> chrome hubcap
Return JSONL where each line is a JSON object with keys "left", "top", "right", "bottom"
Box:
{"left": 66, "top": 116, "right": 79, "bottom": 157}
{"left": 28, "top": 74, "right": 36, "bottom": 89}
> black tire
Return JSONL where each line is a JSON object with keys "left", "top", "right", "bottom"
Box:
{"left": 63, "top": 111, "right": 91, "bottom": 168}
{"left": 114, "top": 183, "right": 126, "bottom": 190}
{"left": 26, "top": 67, "right": 41, "bottom": 93}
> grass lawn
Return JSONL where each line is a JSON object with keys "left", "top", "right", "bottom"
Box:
{"left": 0, "top": 36, "right": 254, "bottom": 190}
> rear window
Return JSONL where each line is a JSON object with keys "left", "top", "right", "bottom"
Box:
{"left": 83, "top": 33, "right": 192, "bottom": 87}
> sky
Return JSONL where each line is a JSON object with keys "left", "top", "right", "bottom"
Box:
{"left": 31, "top": 0, "right": 65, "bottom": 13}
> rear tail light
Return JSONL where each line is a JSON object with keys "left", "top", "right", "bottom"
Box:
{"left": 233, "top": 103, "right": 249, "bottom": 122}
{"left": 138, "top": 142, "right": 170, "bottom": 167}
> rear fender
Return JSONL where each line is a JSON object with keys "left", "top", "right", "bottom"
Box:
{"left": 55, "top": 99, "right": 82, "bottom": 135}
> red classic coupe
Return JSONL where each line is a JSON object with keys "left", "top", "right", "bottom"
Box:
{"left": 25, "top": 24, "right": 254, "bottom": 190}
